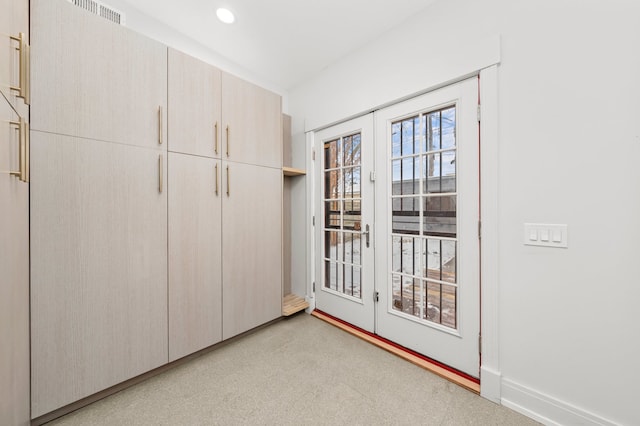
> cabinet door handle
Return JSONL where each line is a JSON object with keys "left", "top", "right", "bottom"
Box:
{"left": 214, "top": 122, "right": 219, "bottom": 154}
{"left": 9, "top": 32, "right": 30, "bottom": 105}
{"left": 215, "top": 163, "right": 219, "bottom": 195}
{"left": 24, "top": 43, "right": 30, "bottom": 105}
{"left": 9, "top": 118, "right": 28, "bottom": 183}
{"left": 9, "top": 120, "right": 22, "bottom": 180}
{"left": 226, "top": 165, "right": 230, "bottom": 196}
{"left": 158, "top": 154, "right": 163, "bottom": 193}
{"left": 24, "top": 121, "right": 30, "bottom": 183}
{"left": 226, "top": 125, "right": 230, "bottom": 157}
{"left": 158, "top": 106, "right": 163, "bottom": 145}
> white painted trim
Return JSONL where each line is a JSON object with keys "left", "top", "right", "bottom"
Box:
{"left": 501, "top": 379, "right": 620, "bottom": 426}
{"left": 479, "top": 65, "right": 500, "bottom": 402}
{"left": 305, "top": 131, "right": 316, "bottom": 312}
{"left": 479, "top": 366, "right": 501, "bottom": 404}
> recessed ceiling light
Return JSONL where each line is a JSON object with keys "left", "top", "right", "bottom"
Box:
{"left": 216, "top": 8, "right": 235, "bottom": 24}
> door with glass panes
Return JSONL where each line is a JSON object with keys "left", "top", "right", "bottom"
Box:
{"left": 374, "top": 78, "right": 480, "bottom": 377}
{"left": 315, "top": 114, "right": 375, "bottom": 332}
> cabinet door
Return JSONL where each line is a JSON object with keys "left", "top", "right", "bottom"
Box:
{"left": 221, "top": 72, "right": 282, "bottom": 168}
{"left": 30, "top": 0, "right": 167, "bottom": 149}
{"left": 222, "top": 162, "right": 282, "bottom": 339}
{"left": 0, "top": 98, "right": 29, "bottom": 425}
{"left": 0, "top": 0, "right": 29, "bottom": 117}
{"left": 30, "top": 132, "right": 168, "bottom": 417}
{"left": 168, "top": 153, "right": 222, "bottom": 361}
{"left": 168, "top": 49, "right": 222, "bottom": 158}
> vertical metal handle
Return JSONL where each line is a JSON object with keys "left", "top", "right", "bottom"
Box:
{"left": 226, "top": 165, "right": 230, "bottom": 196}
{"left": 158, "top": 106, "right": 163, "bottom": 145}
{"left": 8, "top": 118, "right": 27, "bottom": 182}
{"left": 215, "top": 163, "right": 219, "bottom": 195}
{"left": 9, "top": 119, "right": 23, "bottom": 180}
{"left": 23, "top": 43, "right": 30, "bottom": 105}
{"left": 9, "top": 32, "right": 30, "bottom": 104}
{"left": 214, "top": 122, "right": 219, "bottom": 154}
{"left": 363, "top": 224, "right": 370, "bottom": 248}
{"left": 158, "top": 154, "right": 163, "bottom": 193}
{"left": 226, "top": 125, "right": 230, "bottom": 157}
{"left": 24, "top": 121, "right": 30, "bottom": 183}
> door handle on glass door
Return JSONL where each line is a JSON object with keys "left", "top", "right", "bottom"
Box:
{"left": 363, "top": 224, "right": 370, "bottom": 248}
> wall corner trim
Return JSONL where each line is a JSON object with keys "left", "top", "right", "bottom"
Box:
{"left": 480, "top": 366, "right": 501, "bottom": 403}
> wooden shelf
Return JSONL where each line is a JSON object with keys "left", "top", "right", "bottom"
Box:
{"left": 282, "top": 293, "right": 309, "bottom": 316}
{"left": 282, "top": 167, "right": 306, "bottom": 177}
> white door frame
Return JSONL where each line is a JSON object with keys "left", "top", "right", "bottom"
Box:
{"left": 304, "top": 65, "right": 501, "bottom": 403}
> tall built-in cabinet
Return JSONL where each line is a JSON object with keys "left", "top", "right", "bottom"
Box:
{"left": 29, "top": 0, "right": 284, "bottom": 419}
{"left": 0, "top": 0, "right": 30, "bottom": 424}
{"left": 30, "top": 0, "right": 168, "bottom": 417}
{"left": 167, "top": 50, "right": 283, "bottom": 353}
{"left": 167, "top": 48, "right": 223, "bottom": 361}
{"left": 220, "top": 72, "right": 283, "bottom": 339}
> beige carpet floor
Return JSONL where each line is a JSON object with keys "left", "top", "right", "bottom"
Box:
{"left": 48, "top": 313, "right": 539, "bottom": 425}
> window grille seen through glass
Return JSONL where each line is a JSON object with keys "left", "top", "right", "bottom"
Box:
{"left": 323, "top": 133, "right": 362, "bottom": 299}
{"left": 390, "top": 106, "right": 458, "bottom": 329}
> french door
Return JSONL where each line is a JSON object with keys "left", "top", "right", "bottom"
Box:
{"left": 374, "top": 78, "right": 480, "bottom": 377}
{"left": 314, "top": 78, "right": 479, "bottom": 377}
{"left": 314, "top": 114, "right": 375, "bottom": 332}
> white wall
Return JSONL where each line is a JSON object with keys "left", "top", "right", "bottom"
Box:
{"left": 289, "top": 1, "right": 640, "bottom": 425}
{"left": 104, "top": 0, "right": 288, "bottom": 107}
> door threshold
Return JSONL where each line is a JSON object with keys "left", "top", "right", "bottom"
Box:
{"left": 311, "top": 309, "right": 480, "bottom": 394}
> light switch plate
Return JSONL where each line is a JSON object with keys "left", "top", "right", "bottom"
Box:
{"left": 524, "top": 223, "right": 568, "bottom": 248}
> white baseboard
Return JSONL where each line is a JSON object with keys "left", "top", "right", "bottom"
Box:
{"left": 501, "top": 379, "right": 618, "bottom": 426}
{"left": 480, "top": 366, "right": 501, "bottom": 403}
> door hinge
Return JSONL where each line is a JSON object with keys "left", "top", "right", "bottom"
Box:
{"left": 478, "top": 220, "right": 482, "bottom": 240}
{"left": 313, "top": 282, "right": 316, "bottom": 292}
{"left": 374, "top": 291, "right": 379, "bottom": 302}
{"left": 477, "top": 105, "right": 481, "bottom": 122}
{"left": 312, "top": 148, "right": 316, "bottom": 161}
{"left": 479, "top": 334, "right": 482, "bottom": 355}
{"left": 312, "top": 215, "right": 315, "bottom": 227}
{"left": 370, "top": 171, "right": 376, "bottom": 182}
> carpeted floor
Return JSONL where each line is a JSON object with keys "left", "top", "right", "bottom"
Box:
{"left": 48, "top": 313, "right": 539, "bottom": 425}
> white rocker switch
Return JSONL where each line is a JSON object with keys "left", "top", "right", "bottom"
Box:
{"left": 524, "top": 223, "right": 568, "bottom": 248}
{"left": 540, "top": 229, "right": 550, "bottom": 242}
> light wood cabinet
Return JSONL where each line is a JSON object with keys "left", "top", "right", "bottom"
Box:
{"left": 222, "top": 162, "right": 283, "bottom": 339}
{"left": 27, "top": 0, "right": 285, "bottom": 417}
{"left": 0, "top": 0, "right": 29, "bottom": 118}
{"left": 222, "top": 72, "right": 282, "bottom": 168}
{"left": 30, "top": 0, "right": 167, "bottom": 149}
{"left": 168, "top": 49, "right": 222, "bottom": 158}
{"left": 168, "top": 153, "right": 223, "bottom": 361}
{"left": 0, "top": 97, "right": 30, "bottom": 426}
{"left": 30, "top": 132, "right": 168, "bottom": 417}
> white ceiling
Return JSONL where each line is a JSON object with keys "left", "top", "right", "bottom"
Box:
{"left": 121, "top": 0, "right": 437, "bottom": 90}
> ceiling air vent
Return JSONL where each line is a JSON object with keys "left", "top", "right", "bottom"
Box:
{"left": 67, "top": 0, "right": 126, "bottom": 25}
